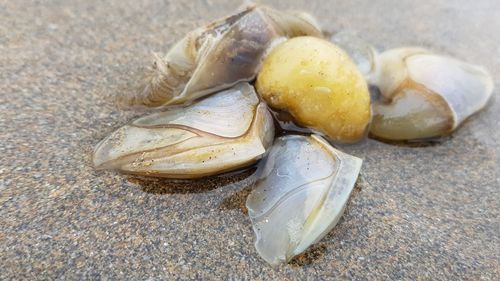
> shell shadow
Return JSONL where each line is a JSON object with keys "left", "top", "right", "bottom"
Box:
{"left": 368, "top": 134, "right": 451, "bottom": 147}
{"left": 219, "top": 184, "right": 254, "bottom": 214}
{"left": 129, "top": 168, "right": 256, "bottom": 194}
{"left": 289, "top": 244, "right": 328, "bottom": 267}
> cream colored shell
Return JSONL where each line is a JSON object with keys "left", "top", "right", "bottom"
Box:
{"left": 370, "top": 48, "right": 494, "bottom": 140}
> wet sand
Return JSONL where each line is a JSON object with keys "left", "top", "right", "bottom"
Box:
{"left": 1, "top": 0, "right": 499, "bottom": 279}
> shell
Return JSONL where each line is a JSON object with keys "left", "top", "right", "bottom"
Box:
{"left": 130, "top": 4, "right": 322, "bottom": 107}
{"left": 256, "top": 36, "right": 371, "bottom": 143}
{"left": 370, "top": 48, "right": 494, "bottom": 140}
{"left": 93, "top": 83, "right": 274, "bottom": 178}
{"left": 330, "top": 30, "right": 378, "bottom": 78}
{"left": 246, "top": 135, "right": 362, "bottom": 266}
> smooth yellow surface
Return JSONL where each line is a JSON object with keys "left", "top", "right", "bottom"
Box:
{"left": 256, "top": 37, "right": 371, "bottom": 143}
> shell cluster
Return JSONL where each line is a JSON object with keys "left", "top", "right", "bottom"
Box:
{"left": 94, "top": 4, "right": 494, "bottom": 266}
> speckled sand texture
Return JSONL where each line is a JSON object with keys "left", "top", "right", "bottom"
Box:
{"left": 1, "top": 0, "right": 499, "bottom": 280}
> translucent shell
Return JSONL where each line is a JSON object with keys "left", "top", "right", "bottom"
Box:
{"left": 330, "top": 30, "right": 378, "bottom": 78}
{"left": 370, "top": 48, "right": 494, "bottom": 140}
{"left": 131, "top": 4, "right": 322, "bottom": 107}
{"left": 246, "top": 135, "right": 362, "bottom": 266}
{"left": 93, "top": 83, "right": 274, "bottom": 178}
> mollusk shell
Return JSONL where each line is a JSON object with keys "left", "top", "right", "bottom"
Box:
{"left": 246, "top": 135, "right": 362, "bottom": 266}
{"left": 370, "top": 48, "right": 494, "bottom": 140}
{"left": 93, "top": 83, "right": 274, "bottom": 178}
{"left": 132, "top": 4, "right": 322, "bottom": 107}
{"left": 330, "top": 30, "right": 378, "bottom": 78}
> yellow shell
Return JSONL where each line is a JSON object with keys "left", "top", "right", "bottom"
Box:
{"left": 256, "top": 36, "right": 371, "bottom": 143}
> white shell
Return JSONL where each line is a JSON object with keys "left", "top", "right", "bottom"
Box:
{"left": 370, "top": 48, "right": 494, "bottom": 140}
{"left": 93, "top": 83, "right": 274, "bottom": 178}
{"left": 246, "top": 135, "right": 362, "bottom": 266}
{"left": 132, "top": 4, "right": 322, "bottom": 107}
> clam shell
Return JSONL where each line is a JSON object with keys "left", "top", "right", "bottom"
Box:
{"left": 330, "top": 30, "right": 378, "bottom": 78}
{"left": 93, "top": 83, "right": 274, "bottom": 178}
{"left": 132, "top": 4, "right": 322, "bottom": 107}
{"left": 246, "top": 135, "right": 362, "bottom": 266}
{"left": 370, "top": 48, "right": 494, "bottom": 140}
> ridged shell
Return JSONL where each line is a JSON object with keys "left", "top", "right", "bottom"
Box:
{"left": 93, "top": 83, "right": 274, "bottom": 178}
